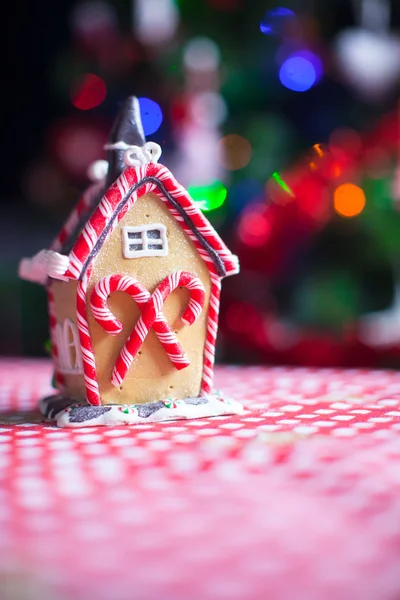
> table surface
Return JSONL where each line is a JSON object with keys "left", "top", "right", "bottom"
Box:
{"left": 1, "top": 359, "right": 400, "bottom": 600}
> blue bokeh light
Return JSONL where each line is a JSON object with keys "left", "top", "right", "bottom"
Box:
{"left": 294, "top": 50, "right": 323, "bottom": 82}
{"left": 138, "top": 97, "right": 163, "bottom": 136}
{"left": 260, "top": 7, "right": 296, "bottom": 36}
{"left": 279, "top": 56, "right": 316, "bottom": 92}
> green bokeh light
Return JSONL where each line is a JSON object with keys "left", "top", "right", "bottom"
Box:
{"left": 188, "top": 180, "right": 227, "bottom": 211}
{"left": 272, "top": 171, "right": 294, "bottom": 196}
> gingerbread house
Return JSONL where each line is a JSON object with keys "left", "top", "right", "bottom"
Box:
{"left": 19, "top": 97, "right": 242, "bottom": 426}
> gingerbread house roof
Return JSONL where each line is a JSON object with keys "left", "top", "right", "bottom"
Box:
{"left": 63, "top": 162, "right": 239, "bottom": 282}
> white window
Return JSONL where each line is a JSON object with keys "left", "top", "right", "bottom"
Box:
{"left": 122, "top": 223, "right": 168, "bottom": 258}
{"left": 54, "top": 319, "right": 83, "bottom": 374}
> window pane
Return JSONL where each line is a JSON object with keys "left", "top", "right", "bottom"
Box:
{"left": 129, "top": 243, "right": 144, "bottom": 251}
{"left": 127, "top": 231, "right": 142, "bottom": 239}
{"left": 148, "top": 244, "right": 163, "bottom": 250}
{"left": 147, "top": 229, "right": 161, "bottom": 239}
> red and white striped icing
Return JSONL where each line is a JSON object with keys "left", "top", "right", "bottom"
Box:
{"left": 63, "top": 163, "right": 238, "bottom": 280}
{"left": 77, "top": 272, "right": 100, "bottom": 405}
{"left": 50, "top": 163, "right": 238, "bottom": 404}
{"left": 90, "top": 271, "right": 205, "bottom": 387}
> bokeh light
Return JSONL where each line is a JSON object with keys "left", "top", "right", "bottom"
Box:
{"left": 134, "top": 0, "right": 179, "bottom": 45}
{"left": 334, "top": 183, "right": 366, "bottom": 218}
{"left": 50, "top": 121, "right": 107, "bottom": 178}
{"left": 297, "top": 178, "right": 329, "bottom": 221}
{"left": 188, "top": 180, "right": 227, "bottom": 211}
{"left": 271, "top": 171, "right": 293, "bottom": 196}
{"left": 260, "top": 7, "right": 296, "bottom": 36}
{"left": 307, "top": 143, "right": 331, "bottom": 172}
{"left": 267, "top": 171, "right": 294, "bottom": 205}
{"left": 138, "top": 97, "right": 163, "bottom": 135}
{"left": 71, "top": 74, "right": 107, "bottom": 110}
{"left": 279, "top": 56, "right": 316, "bottom": 92}
{"left": 238, "top": 204, "right": 271, "bottom": 246}
{"left": 218, "top": 135, "right": 252, "bottom": 170}
{"left": 295, "top": 50, "right": 323, "bottom": 82}
{"left": 183, "top": 37, "right": 221, "bottom": 72}
{"left": 71, "top": 1, "right": 117, "bottom": 37}
{"left": 189, "top": 92, "right": 228, "bottom": 127}
{"left": 335, "top": 28, "right": 400, "bottom": 100}
{"left": 309, "top": 143, "right": 324, "bottom": 170}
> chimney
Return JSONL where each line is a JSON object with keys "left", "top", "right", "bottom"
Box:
{"left": 106, "top": 97, "right": 146, "bottom": 188}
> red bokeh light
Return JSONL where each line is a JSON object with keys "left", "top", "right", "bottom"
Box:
{"left": 49, "top": 119, "right": 108, "bottom": 179}
{"left": 71, "top": 74, "right": 107, "bottom": 110}
{"left": 238, "top": 204, "right": 271, "bottom": 247}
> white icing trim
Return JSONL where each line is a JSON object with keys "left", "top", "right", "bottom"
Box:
{"left": 104, "top": 141, "right": 162, "bottom": 167}
{"left": 143, "top": 142, "right": 162, "bottom": 164}
{"left": 55, "top": 318, "right": 83, "bottom": 375}
{"left": 52, "top": 394, "right": 244, "bottom": 428}
{"left": 18, "top": 250, "right": 70, "bottom": 285}
{"left": 122, "top": 223, "right": 168, "bottom": 258}
{"left": 123, "top": 145, "right": 146, "bottom": 167}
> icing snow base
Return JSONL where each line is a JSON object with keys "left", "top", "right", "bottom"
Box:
{"left": 39, "top": 393, "right": 244, "bottom": 428}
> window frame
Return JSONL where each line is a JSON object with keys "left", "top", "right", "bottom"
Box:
{"left": 122, "top": 223, "right": 168, "bottom": 258}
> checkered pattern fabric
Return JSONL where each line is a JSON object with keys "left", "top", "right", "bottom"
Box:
{"left": 1, "top": 359, "right": 400, "bottom": 600}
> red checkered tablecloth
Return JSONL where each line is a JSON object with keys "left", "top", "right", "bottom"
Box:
{"left": 1, "top": 359, "right": 400, "bottom": 600}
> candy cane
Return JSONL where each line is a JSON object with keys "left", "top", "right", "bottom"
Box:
{"left": 90, "top": 271, "right": 205, "bottom": 387}
{"left": 115, "top": 271, "right": 205, "bottom": 386}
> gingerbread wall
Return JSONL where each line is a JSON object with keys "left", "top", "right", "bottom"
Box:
{"left": 50, "top": 280, "right": 86, "bottom": 400}
{"left": 86, "top": 191, "right": 212, "bottom": 405}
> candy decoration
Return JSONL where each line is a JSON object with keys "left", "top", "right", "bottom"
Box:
{"left": 90, "top": 273, "right": 189, "bottom": 373}
{"left": 90, "top": 271, "right": 206, "bottom": 387}
{"left": 218, "top": 396, "right": 232, "bottom": 405}
{"left": 118, "top": 405, "right": 138, "bottom": 415}
{"left": 163, "top": 398, "right": 183, "bottom": 409}
{"left": 77, "top": 272, "right": 101, "bottom": 405}
{"left": 197, "top": 272, "right": 221, "bottom": 395}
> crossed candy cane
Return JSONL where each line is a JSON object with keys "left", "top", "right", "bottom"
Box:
{"left": 90, "top": 272, "right": 205, "bottom": 387}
